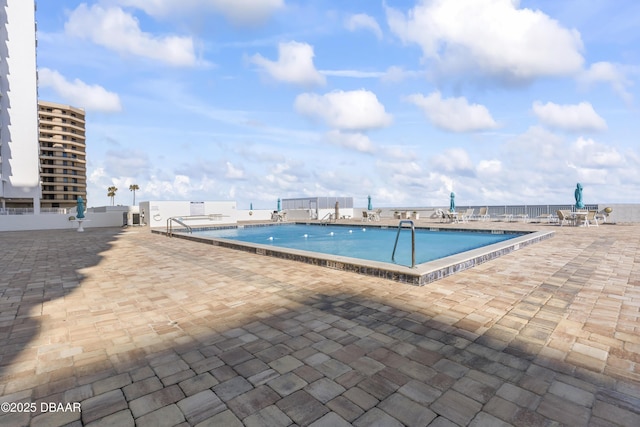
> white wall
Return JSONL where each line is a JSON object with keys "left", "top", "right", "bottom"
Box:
{"left": 143, "top": 200, "right": 237, "bottom": 228}
{"left": 599, "top": 204, "right": 640, "bottom": 223}
{"left": 0, "top": 0, "right": 41, "bottom": 209}
{"left": 317, "top": 208, "right": 355, "bottom": 221}
{"left": 0, "top": 211, "right": 125, "bottom": 232}
{"left": 235, "top": 209, "right": 273, "bottom": 222}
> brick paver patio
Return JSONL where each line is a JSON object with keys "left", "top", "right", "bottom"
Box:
{"left": 1, "top": 220, "right": 639, "bottom": 426}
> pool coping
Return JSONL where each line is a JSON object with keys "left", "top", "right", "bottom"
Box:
{"left": 152, "top": 223, "right": 554, "bottom": 285}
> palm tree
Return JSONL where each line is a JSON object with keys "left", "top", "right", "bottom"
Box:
{"left": 129, "top": 184, "right": 140, "bottom": 205}
{"left": 107, "top": 186, "right": 118, "bottom": 206}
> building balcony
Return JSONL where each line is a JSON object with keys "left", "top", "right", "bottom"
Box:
{"left": 39, "top": 128, "right": 86, "bottom": 140}
{"left": 39, "top": 117, "right": 86, "bottom": 129}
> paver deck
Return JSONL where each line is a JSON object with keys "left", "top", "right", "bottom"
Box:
{"left": 1, "top": 219, "right": 639, "bottom": 426}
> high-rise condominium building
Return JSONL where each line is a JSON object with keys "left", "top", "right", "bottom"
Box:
{"left": 39, "top": 101, "right": 87, "bottom": 209}
{"left": 0, "top": 0, "right": 41, "bottom": 212}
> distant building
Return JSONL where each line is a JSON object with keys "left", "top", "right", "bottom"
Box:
{"left": 0, "top": 0, "right": 41, "bottom": 211}
{"left": 38, "top": 101, "right": 87, "bottom": 209}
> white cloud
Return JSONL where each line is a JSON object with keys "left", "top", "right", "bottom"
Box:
{"left": 345, "top": 13, "right": 383, "bottom": 40}
{"left": 38, "top": 68, "right": 122, "bottom": 112}
{"left": 533, "top": 101, "right": 607, "bottom": 132}
{"left": 318, "top": 67, "right": 422, "bottom": 81}
{"left": 144, "top": 174, "right": 194, "bottom": 198}
{"left": 476, "top": 159, "right": 502, "bottom": 176}
{"left": 65, "top": 4, "right": 198, "bottom": 66}
{"left": 115, "top": 0, "right": 284, "bottom": 26}
{"left": 386, "top": 0, "right": 584, "bottom": 84}
{"left": 89, "top": 167, "right": 107, "bottom": 184}
{"left": 504, "top": 126, "right": 565, "bottom": 170}
{"left": 294, "top": 89, "right": 392, "bottom": 131}
{"left": 326, "top": 130, "right": 375, "bottom": 153}
{"left": 429, "top": 148, "right": 475, "bottom": 175}
{"left": 570, "top": 137, "right": 625, "bottom": 168}
{"left": 406, "top": 92, "right": 498, "bottom": 132}
{"left": 578, "top": 62, "right": 634, "bottom": 104}
{"left": 104, "top": 149, "right": 151, "bottom": 177}
{"left": 225, "top": 162, "right": 245, "bottom": 179}
{"left": 250, "top": 41, "right": 326, "bottom": 87}
{"left": 380, "top": 66, "right": 423, "bottom": 83}
{"left": 320, "top": 70, "right": 384, "bottom": 79}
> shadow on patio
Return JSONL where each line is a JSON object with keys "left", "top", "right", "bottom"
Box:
{"left": 1, "top": 226, "right": 639, "bottom": 426}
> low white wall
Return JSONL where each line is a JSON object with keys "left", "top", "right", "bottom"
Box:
{"left": 317, "top": 208, "right": 355, "bottom": 221}
{"left": 0, "top": 211, "right": 125, "bottom": 232}
{"left": 286, "top": 209, "right": 314, "bottom": 221}
{"left": 236, "top": 209, "right": 273, "bottom": 222}
{"left": 598, "top": 204, "right": 640, "bottom": 223}
{"left": 143, "top": 200, "right": 237, "bottom": 228}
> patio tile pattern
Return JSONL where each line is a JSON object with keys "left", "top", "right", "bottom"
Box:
{"left": 1, "top": 219, "right": 639, "bottom": 426}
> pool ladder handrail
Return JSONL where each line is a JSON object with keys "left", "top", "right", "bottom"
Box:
{"left": 319, "top": 212, "right": 333, "bottom": 225}
{"left": 391, "top": 220, "right": 416, "bottom": 268}
{"left": 166, "top": 217, "right": 193, "bottom": 237}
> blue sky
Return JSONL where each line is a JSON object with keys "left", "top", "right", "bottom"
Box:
{"left": 35, "top": 0, "right": 640, "bottom": 209}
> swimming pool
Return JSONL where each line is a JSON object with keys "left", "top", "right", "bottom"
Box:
{"left": 193, "top": 224, "right": 521, "bottom": 266}
{"left": 162, "top": 223, "right": 554, "bottom": 285}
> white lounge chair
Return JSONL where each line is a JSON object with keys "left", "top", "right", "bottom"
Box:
{"left": 433, "top": 209, "right": 447, "bottom": 222}
{"left": 446, "top": 211, "right": 459, "bottom": 223}
{"left": 477, "top": 207, "right": 491, "bottom": 221}
{"left": 535, "top": 213, "right": 554, "bottom": 223}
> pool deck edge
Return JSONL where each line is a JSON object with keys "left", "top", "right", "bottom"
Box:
{"left": 152, "top": 223, "right": 554, "bottom": 285}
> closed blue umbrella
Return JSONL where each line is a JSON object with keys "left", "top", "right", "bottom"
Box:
{"left": 449, "top": 192, "right": 455, "bottom": 213}
{"left": 277, "top": 198, "right": 281, "bottom": 211}
{"left": 250, "top": 202, "right": 253, "bottom": 210}
{"left": 367, "top": 195, "right": 372, "bottom": 211}
{"left": 574, "top": 183, "right": 584, "bottom": 209}
{"left": 76, "top": 196, "right": 85, "bottom": 219}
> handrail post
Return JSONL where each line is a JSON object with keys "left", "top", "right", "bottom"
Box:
{"left": 391, "top": 220, "right": 415, "bottom": 268}
{"left": 166, "top": 217, "right": 192, "bottom": 237}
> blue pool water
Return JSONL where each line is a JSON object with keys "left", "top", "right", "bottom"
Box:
{"left": 193, "top": 224, "right": 522, "bottom": 267}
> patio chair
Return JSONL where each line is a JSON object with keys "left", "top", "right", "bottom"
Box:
{"left": 535, "top": 213, "right": 554, "bottom": 223}
{"left": 595, "top": 210, "right": 608, "bottom": 224}
{"left": 461, "top": 208, "right": 474, "bottom": 223}
{"left": 498, "top": 212, "right": 513, "bottom": 222}
{"left": 433, "top": 209, "right": 447, "bottom": 222}
{"left": 579, "top": 210, "right": 599, "bottom": 227}
{"left": 556, "top": 210, "right": 575, "bottom": 226}
{"left": 477, "top": 207, "right": 490, "bottom": 221}
{"left": 362, "top": 211, "right": 369, "bottom": 222}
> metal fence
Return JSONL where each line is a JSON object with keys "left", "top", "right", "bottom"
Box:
{"left": 454, "top": 204, "right": 599, "bottom": 220}
{"left": 281, "top": 197, "right": 353, "bottom": 210}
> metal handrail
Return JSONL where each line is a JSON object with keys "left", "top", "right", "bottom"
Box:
{"left": 319, "top": 212, "right": 333, "bottom": 225}
{"left": 166, "top": 217, "right": 192, "bottom": 237}
{"left": 391, "top": 220, "right": 416, "bottom": 268}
